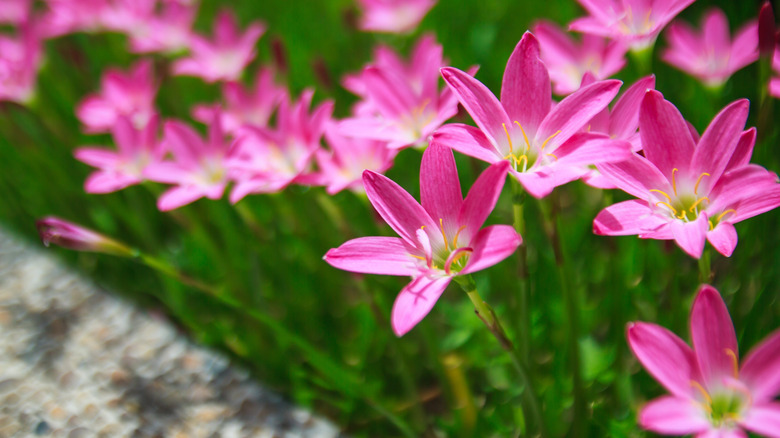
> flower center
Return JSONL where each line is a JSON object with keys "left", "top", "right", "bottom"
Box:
{"left": 500, "top": 122, "right": 559, "bottom": 172}
{"left": 690, "top": 348, "right": 751, "bottom": 428}
{"left": 411, "top": 219, "right": 472, "bottom": 275}
{"left": 650, "top": 169, "right": 711, "bottom": 222}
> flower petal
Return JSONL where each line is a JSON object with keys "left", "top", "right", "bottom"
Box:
{"left": 157, "top": 185, "right": 207, "bottom": 211}
{"left": 501, "top": 32, "right": 550, "bottom": 131}
{"left": 324, "top": 236, "right": 418, "bottom": 276}
{"left": 740, "top": 328, "right": 780, "bottom": 403}
{"left": 609, "top": 75, "right": 655, "bottom": 140}
{"left": 639, "top": 90, "right": 695, "bottom": 179}
{"left": 638, "top": 395, "right": 710, "bottom": 434}
{"left": 593, "top": 199, "right": 668, "bottom": 236}
{"left": 740, "top": 402, "right": 780, "bottom": 437}
{"left": 597, "top": 153, "right": 669, "bottom": 200}
{"left": 432, "top": 124, "right": 502, "bottom": 164}
{"left": 363, "top": 170, "right": 437, "bottom": 245}
{"left": 459, "top": 160, "right": 509, "bottom": 235}
{"left": 627, "top": 322, "right": 701, "bottom": 398}
{"left": 460, "top": 225, "right": 521, "bottom": 275}
{"left": 690, "top": 284, "right": 739, "bottom": 387}
{"left": 420, "top": 141, "right": 462, "bottom": 224}
{"left": 391, "top": 276, "right": 451, "bottom": 336}
{"left": 553, "top": 132, "right": 632, "bottom": 167}
{"left": 671, "top": 214, "right": 708, "bottom": 258}
{"left": 706, "top": 222, "right": 738, "bottom": 257}
{"left": 725, "top": 128, "right": 757, "bottom": 172}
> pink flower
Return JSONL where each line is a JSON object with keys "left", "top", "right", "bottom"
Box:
{"left": 315, "top": 125, "right": 398, "bottom": 195}
{"left": 76, "top": 59, "right": 157, "bottom": 133}
{"left": 74, "top": 115, "right": 163, "bottom": 194}
{"left": 339, "top": 35, "right": 460, "bottom": 149}
{"left": 0, "top": 24, "right": 42, "bottom": 104}
{"left": 172, "top": 9, "right": 265, "bottom": 83}
{"left": 628, "top": 284, "right": 780, "bottom": 437}
{"left": 324, "top": 142, "right": 520, "bottom": 336}
{"left": 770, "top": 48, "right": 780, "bottom": 99}
{"left": 435, "top": 32, "right": 631, "bottom": 199}
{"left": 569, "top": 0, "right": 695, "bottom": 51}
{"left": 532, "top": 20, "right": 628, "bottom": 95}
{"left": 662, "top": 8, "right": 758, "bottom": 88}
{"left": 36, "top": 216, "right": 133, "bottom": 256}
{"left": 104, "top": 0, "right": 196, "bottom": 54}
{"left": 144, "top": 115, "right": 231, "bottom": 211}
{"left": 594, "top": 90, "right": 780, "bottom": 258}
{"left": 39, "top": 0, "right": 110, "bottom": 37}
{"left": 228, "top": 90, "right": 333, "bottom": 202}
{"left": 0, "top": 0, "right": 31, "bottom": 25}
{"left": 355, "top": 0, "right": 437, "bottom": 34}
{"left": 192, "top": 68, "right": 287, "bottom": 134}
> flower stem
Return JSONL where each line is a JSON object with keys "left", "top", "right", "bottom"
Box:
{"left": 698, "top": 247, "right": 712, "bottom": 284}
{"left": 511, "top": 179, "right": 531, "bottom": 366}
{"left": 455, "top": 275, "right": 545, "bottom": 437}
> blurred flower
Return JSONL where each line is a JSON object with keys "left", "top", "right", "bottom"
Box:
{"left": 325, "top": 142, "right": 519, "bottom": 336}
{"left": 758, "top": 1, "right": 776, "bottom": 59}
{"left": 436, "top": 32, "right": 630, "bottom": 199}
{"left": 36, "top": 216, "right": 134, "bottom": 256}
{"left": 355, "top": 0, "right": 437, "bottom": 34}
{"left": 0, "top": 0, "right": 31, "bottom": 25}
{"left": 76, "top": 59, "right": 157, "bottom": 133}
{"left": 104, "top": 0, "right": 196, "bottom": 54}
{"left": 532, "top": 20, "right": 628, "bottom": 95}
{"left": 662, "top": 8, "right": 758, "bottom": 88}
{"left": 144, "top": 115, "right": 230, "bottom": 211}
{"left": 569, "top": 0, "right": 695, "bottom": 51}
{"left": 628, "top": 284, "right": 780, "bottom": 437}
{"left": 193, "top": 67, "right": 287, "bottom": 134}
{"left": 315, "top": 125, "right": 397, "bottom": 195}
{"left": 770, "top": 48, "right": 780, "bottom": 99}
{"left": 172, "top": 9, "right": 265, "bottom": 83}
{"left": 0, "top": 24, "right": 43, "bottom": 104}
{"left": 74, "top": 115, "right": 163, "bottom": 194}
{"left": 339, "top": 35, "right": 463, "bottom": 149}
{"left": 39, "top": 0, "right": 110, "bottom": 37}
{"left": 228, "top": 90, "right": 333, "bottom": 202}
{"left": 594, "top": 91, "right": 780, "bottom": 258}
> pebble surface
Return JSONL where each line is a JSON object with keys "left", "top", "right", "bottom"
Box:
{"left": 0, "top": 229, "right": 343, "bottom": 438}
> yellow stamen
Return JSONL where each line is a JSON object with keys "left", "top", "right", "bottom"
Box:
{"left": 545, "top": 153, "right": 558, "bottom": 161}
{"left": 452, "top": 225, "right": 467, "bottom": 249}
{"left": 439, "top": 218, "right": 449, "bottom": 251}
{"left": 671, "top": 168, "right": 679, "bottom": 196}
{"left": 724, "top": 349, "right": 739, "bottom": 379}
{"left": 677, "top": 210, "right": 689, "bottom": 221}
{"left": 540, "top": 130, "right": 561, "bottom": 151}
{"left": 502, "top": 123, "right": 514, "bottom": 154}
{"left": 420, "top": 225, "right": 426, "bottom": 230}
{"left": 446, "top": 250, "right": 471, "bottom": 273}
{"left": 689, "top": 197, "right": 710, "bottom": 212}
{"left": 716, "top": 209, "right": 737, "bottom": 223}
{"left": 649, "top": 189, "right": 673, "bottom": 204}
{"left": 655, "top": 201, "right": 678, "bottom": 215}
{"left": 694, "top": 172, "right": 711, "bottom": 195}
{"left": 691, "top": 380, "right": 713, "bottom": 406}
{"left": 513, "top": 121, "right": 531, "bottom": 151}
{"left": 410, "top": 254, "right": 426, "bottom": 261}
{"left": 709, "top": 220, "right": 714, "bottom": 231}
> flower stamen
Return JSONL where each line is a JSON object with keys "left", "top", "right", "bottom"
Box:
{"left": 655, "top": 201, "right": 678, "bottom": 215}
{"left": 689, "top": 197, "right": 710, "bottom": 212}
{"left": 716, "top": 209, "right": 737, "bottom": 223}
{"left": 649, "top": 189, "right": 673, "bottom": 204}
{"left": 540, "top": 130, "right": 561, "bottom": 151}
{"left": 439, "top": 218, "right": 449, "bottom": 250}
{"left": 694, "top": 172, "right": 711, "bottom": 195}
{"left": 671, "top": 168, "right": 679, "bottom": 196}
{"left": 724, "top": 348, "right": 739, "bottom": 379}
{"left": 444, "top": 247, "right": 473, "bottom": 274}
{"left": 691, "top": 380, "right": 713, "bottom": 405}
{"left": 513, "top": 121, "right": 531, "bottom": 151}
{"left": 452, "top": 225, "right": 467, "bottom": 248}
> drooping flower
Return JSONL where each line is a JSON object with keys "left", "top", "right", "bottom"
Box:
{"left": 339, "top": 34, "right": 461, "bottom": 149}
{"left": 76, "top": 59, "right": 157, "bottom": 133}
{"left": 532, "top": 20, "right": 628, "bottom": 95}
{"left": 355, "top": 0, "right": 437, "bottom": 34}
{"left": 171, "top": 9, "right": 265, "bottom": 83}
{"left": 144, "top": 114, "right": 231, "bottom": 211}
{"left": 228, "top": 90, "right": 333, "bottom": 202}
{"left": 315, "top": 125, "right": 398, "bottom": 195}
{"left": 594, "top": 90, "right": 780, "bottom": 258}
{"left": 435, "top": 32, "right": 631, "bottom": 199}
{"left": 74, "top": 115, "right": 163, "bottom": 194}
{"left": 662, "top": 8, "right": 758, "bottom": 88}
{"left": 0, "top": 24, "right": 42, "bottom": 104}
{"left": 569, "top": 0, "right": 695, "bottom": 51}
{"left": 192, "top": 67, "right": 287, "bottom": 134}
{"left": 36, "top": 216, "right": 134, "bottom": 256}
{"left": 628, "top": 284, "right": 780, "bottom": 437}
{"left": 324, "top": 142, "right": 520, "bottom": 336}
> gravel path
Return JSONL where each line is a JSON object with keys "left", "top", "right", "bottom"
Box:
{"left": 0, "top": 229, "right": 343, "bottom": 438}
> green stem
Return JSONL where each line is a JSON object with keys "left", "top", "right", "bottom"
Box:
{"left": 234, "top": 201, "right": 270, "bottom": 241}
{"left": 455, "top": 275, "right": 545, "bottom": 438}
{"left": 511, "top": 179, "right": 531, "bottom": 366}
{"left": 698, "top": 247, "right": 712, "bottom": 284}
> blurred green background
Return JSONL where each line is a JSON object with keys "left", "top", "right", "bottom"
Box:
{"left": 1, "top": 0, "right": 778, "bottom": 436}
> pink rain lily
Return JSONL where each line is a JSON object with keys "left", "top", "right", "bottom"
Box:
{"left": 532, "top": 20, "right": 628, "bottom": 95}
{"left": 172, "top": 10, "right": 265, "bottom": 83}
{"left": 315, "top": 125, "right": 398, "bottom": 195}
{"left": 193, "top": 67, "right": 287, "bottom": 134}
{"left": 76, "top": 59, "right": 157, "bottom": 133}
{"left": 569, "top": 0, "right": 695, "bottom": 51}
{"left": 628, "top": 284, "right": 780, "bottom": 437}
{"left": 144, "top": 115, "right": 230, "bottom": 211}
{"left": 324, "top": 142, "right": 520, "bottom": 336}
{"left": 0, "top": 24, "right": 42, "bottom": 104}
{"left": 104, "top": 0, "right": 196, "bottom": 54}
{"left": 74, "top": 115, "right": 163, "bottom": 194}
{"left": 594, "top": 90, "right": 780, "bottom": 258}
{"left": 339, "top": 34, "right": 462, "bottom": 149}
{"left": 435, "top": 32, "right": 631, "bottom": 199}
{"left": 36, "top": 217, "right": 134, "bottom": 256}
{"left": 39, "top": 0, "right": 110, "bottom": 37}
{"left": 662, "top": 8, "right": 758, "bottom": 88}
{"left": 355, "top": 0, "right": 437, "bottom": 34}
{"left": 228, "top": 90, "right": 334, "bottom": 202}
{"left": 0, "top": 0, "right": 31, "bottom": 25}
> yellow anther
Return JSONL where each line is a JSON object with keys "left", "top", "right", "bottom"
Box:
{"left": 445, "top": 250, "right": 471, "bottom": 274}
{"left": 724, "top": 348, "right": 740, "bottom": 379}
{"left": 410, "top": 254, "right": 426, "bottom": 261}
{"left": 671, "top": 168, "right": 679, "bottom": 196}
{"left": 502, "top": 123, "right": 514, "bottom": 154}
{"left": 513, "top": 121, "right": 531, "bottom": 151}
{"left": 689, "top": 197, "right": 710, "bottom": 212}
{"left": 649, "top": 189, "right": 673, "bottom": 204}
{"left": 694, "top": 172, "right": 711, "bottom": 195}
{"left": 691, "top": 380, "right": 713, "bottom": 406}
{"left": 540, "top": 130, "right": 561, "bottom": 151}
{"left": 655, "top": 201, "right": 678, "bottom": 215}
{"left": 420, "top": 225, "right": 426, "bottom": 230}
{"left": 439, "top": 218, "right": 449, "bottom": 251}
{"left": 504, "top": 153, "right": 528, "bottom": 170}
{"left": 545, "top": 153, "right": 558, "bottom": 161}
{"left": 677, "top": 210, "right": 689, "bottom": 221}
{"left": 716, "top": 209, "right": 737, "bottom": 223}
{"left": 709, "top": 220, "right": 714, "bottom": 231}
{"left": 452, "top": 225, "right": 467, "bottom": 249}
